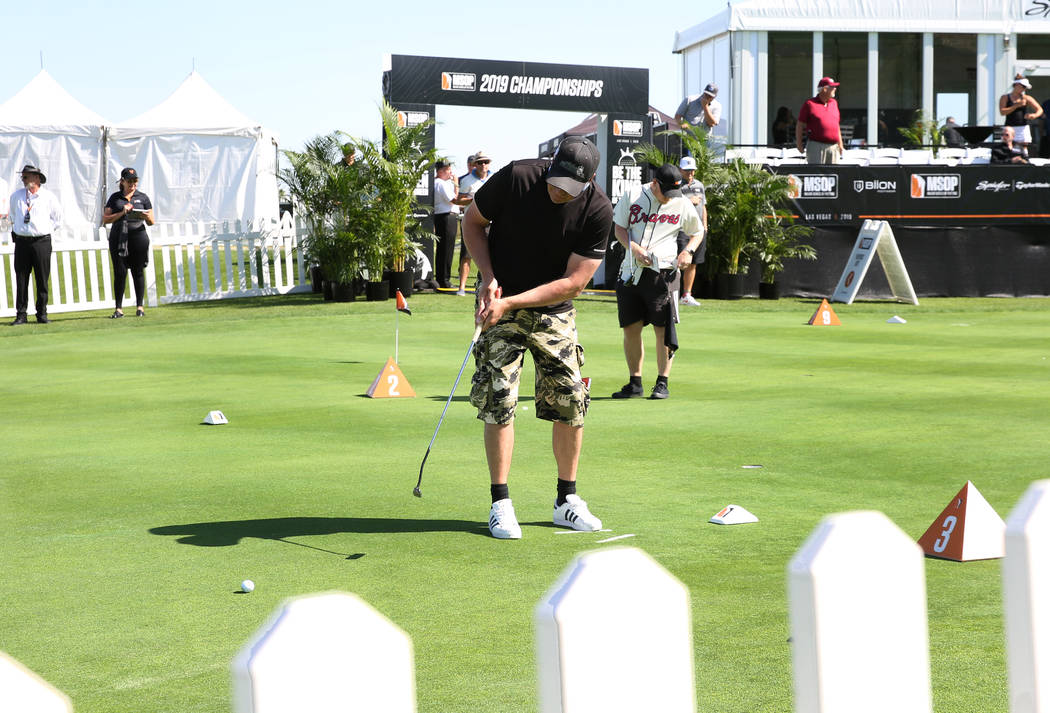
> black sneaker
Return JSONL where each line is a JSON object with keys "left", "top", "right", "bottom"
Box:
{"left": 611, "top": 382, "right": 644, "bottom": 399}
{"left": 36, "top": 315, "right": 50, "bottom": 324}
{"left": 10, "top": 315, "right": 28, "bottom": 325}
{"left": 650, "top": 381, "right": 670, "bottom": 399}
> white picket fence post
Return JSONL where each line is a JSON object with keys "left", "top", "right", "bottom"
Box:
{"left": 535, "top": 547, "right": 695, "bottom": 713}
{"left": 0, "top": 217, "right": 312, "bottom": 317}
{"left": 231, "top": 591, "right": 416, "bottom": 713}
{"left": 788, "top": 511, "right": 933, "bottom": 713}
{"left": 0, "top": 651, "right": 72, "bottom": 713}
{"left": 1003, "top": 479, "right": 1050, "bottom": 713}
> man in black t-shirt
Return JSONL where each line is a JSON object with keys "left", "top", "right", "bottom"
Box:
{"left": 462, "top": 136, "right": 613, "bottom": 539}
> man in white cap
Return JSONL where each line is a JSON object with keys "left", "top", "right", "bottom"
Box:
{"left": 453, "top": 150, "right": 493, "bottom": 295}
{"left": 796, "top": 77, "right": 844, "bottom": 164}
{"left": 675, "top": 83, "right": 722, "bottom": 133}
{"left": 675, "top": 156, "right": 707, "bottom": 307}
{"left": 461, "top": 136, "right": 612, "bottom": 539}
{"left": 1000, "top": 76, "right": 1043, "bottom": 152}
{"left": 9, "top": 164, "right": 62, "bottom": 324}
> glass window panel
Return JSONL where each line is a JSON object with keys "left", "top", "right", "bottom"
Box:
{"left": 878, "top": 34, "right": 922, "bottom": 146}
{"left": 934, "top": 34, "right": 977, "bottom": 129}
{"left": 824, "top": 33, "right": 869, "bottom": 144}
{"left": 766, "top": 32, "right": 812, "bottom": 147}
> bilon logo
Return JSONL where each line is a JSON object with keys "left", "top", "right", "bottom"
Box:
{"left": 910, "top": 173, "right": 961, "bottom": 198}
{"left": 786, "top": 174, "right": 837, "bottom": 199}
{"left": 853, "top": 179, "right": 896, "bottom": 193}
{"left": 613, "top": 119, "right": 644, "bottom": 137}
{"left": 441, "top": 72, "right": 476, "bottom": 92}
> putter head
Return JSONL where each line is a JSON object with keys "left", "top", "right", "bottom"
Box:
{"left": 413, "top": 487, "right": 422, "bottom": 498}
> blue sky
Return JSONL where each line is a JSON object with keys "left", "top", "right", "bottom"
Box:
{"left": 1, "top": 0, "right": 725, "bottom": 174}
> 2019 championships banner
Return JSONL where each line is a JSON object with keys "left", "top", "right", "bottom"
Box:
{"left": 777, "top": 165, "right": 1050, "bottom": 226}
{"left": 385, "top": 55, "right": 648, "bottom": 114}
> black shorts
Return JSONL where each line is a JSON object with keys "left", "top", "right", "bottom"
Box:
{"left": 616, "top": 269, "right": 678, "bottom": 328}
{"left": 676, "top": 233, "right": 706, "bottom": 265}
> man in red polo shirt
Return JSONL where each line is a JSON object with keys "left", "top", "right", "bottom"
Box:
{"left": 796, "top": 77, "right": 844, "bottom": 164}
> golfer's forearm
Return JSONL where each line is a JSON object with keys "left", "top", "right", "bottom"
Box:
{"left": 462, "top": 216, "right": 493, "bottom": 279}
{"left": 501, "top": 278, "right": 585, "bottom": 310}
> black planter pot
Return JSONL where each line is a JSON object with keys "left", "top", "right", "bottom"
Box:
{"left": 759, "top": 281, "right": 780, "bottom": 300}
{"left": 365, "top": 280, "right": 390, "bottom": 301}
{"left": 694, "top": 275, "right": 715, "bottom": 299}
{"left": 332, "top": 282, "right": 355, "bottom": 302}
{"left": 715, "top": 272, "right": 745, "bottom": 300}
{"left": 309, "top": 265, "right": 323, "bottom": 293}
{"left": 322, "top": 280, "right": 334, "bottom": 301}
{"left": 384, "top": 270, "right": 414, "bottom": 298}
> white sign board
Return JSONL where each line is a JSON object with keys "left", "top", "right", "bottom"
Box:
{"left": 0, "top": 652, "right": 72, "bottom": 713}
{"left": 1003, "top": 480, "right": 1050, "bottom": 713}
{"left": 535, "top": 547, "right": 694, "bottom": 713}
{"left": 232, "top": 591, "right": 416, "bottom": 713}
{"left": 788, "top": 511, "right": 932, "bottom": 713}
{"left": 832, "top": 220, "right": 919, "bottom": 305}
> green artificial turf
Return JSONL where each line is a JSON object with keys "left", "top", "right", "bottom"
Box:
{"left": 1, "top": 293, "right": 1046, "bottom": 712}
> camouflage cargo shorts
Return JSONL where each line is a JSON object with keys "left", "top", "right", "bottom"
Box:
{"left": 470, "top": 308, "right": 588, "bottom": 426}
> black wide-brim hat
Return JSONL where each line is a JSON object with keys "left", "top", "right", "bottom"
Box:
{"left": 20, "top": 164, "right": 46, "bottom": 184}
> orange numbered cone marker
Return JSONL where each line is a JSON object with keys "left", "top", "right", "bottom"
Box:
{"left": 367, "top": 357, "right": 416, "bottom": 398}
{"left": 808, "top": 298, "right": 841, "bottom": 326}
{"left": 917, "top": 480, "right": 1006, "bottom": 561}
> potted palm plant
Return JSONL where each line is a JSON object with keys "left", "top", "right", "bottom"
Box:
{"left": 755, "top": 217, "right": 816, "bottom": 299}
{"left": 351, "top": 102, "right": 437, "bottom": 300}
{"left": 281, "top": 133, "right": 371, "bottom": 300}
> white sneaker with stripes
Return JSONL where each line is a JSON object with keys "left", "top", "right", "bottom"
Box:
{"left": 553, "top": 494, "right": 603, "bottom": 531}
{"left": 488, "top": 498, "right": 522, "bottom": 539}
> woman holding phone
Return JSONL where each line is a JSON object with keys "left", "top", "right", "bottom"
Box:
{"left": 102, "top": 167, "right": 154, "bottom": 317}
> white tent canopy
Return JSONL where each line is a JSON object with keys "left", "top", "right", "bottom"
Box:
{"left": 108, "top": 71, "right": 279, "bottom": 226}
{"left": 674, "top": 0, "right": 1048, "bottom": 52}
{"left": 0, "top": 70, "right": 107, "bottom": 227}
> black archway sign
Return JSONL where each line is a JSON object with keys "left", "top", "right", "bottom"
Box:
{"left": 383, "top": 55, "right": 651, "bottom": 280}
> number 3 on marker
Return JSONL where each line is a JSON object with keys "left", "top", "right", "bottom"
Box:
{"left": 822, "top": 310, "right": 831, "bottom": 325}
{"left": 933, "top": 515, "right": 957, "bottom": 553}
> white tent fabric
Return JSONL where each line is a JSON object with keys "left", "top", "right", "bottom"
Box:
{"left": 108, "top": 72, "right": 279, "bottom": 226}
{"left": 0, "top": 70, "right": 107, "bottom": 228}
{"left": 674, "top": 0, "right": 1047, "bottom": 51}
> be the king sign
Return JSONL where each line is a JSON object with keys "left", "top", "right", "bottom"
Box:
{"left": 918, "top": 481, "right": 1005, "bottom": 561}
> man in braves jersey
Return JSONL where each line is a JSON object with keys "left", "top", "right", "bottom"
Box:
{"left": 611, "top": 164, "right": 703, "bottom": 400}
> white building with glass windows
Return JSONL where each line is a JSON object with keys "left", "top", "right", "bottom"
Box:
{"left": 674, "top": 0, "right": 1050, "bottom": 148}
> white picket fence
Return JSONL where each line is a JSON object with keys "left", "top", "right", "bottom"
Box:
{"left": 0, "top": 214, "right": 310, "bottom": 318}
{"left": 5, "top": 480, "right": 1048, "bottom": 712}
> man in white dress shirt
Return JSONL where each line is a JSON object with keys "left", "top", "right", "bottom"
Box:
{"left": 9, "top": 164, "right": 62, "bottom": 325}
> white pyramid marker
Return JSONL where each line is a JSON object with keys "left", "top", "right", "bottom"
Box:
{"left": 709, "top": 504, "right": 759, "bottom": 525}
{"left": 917, "top": 480, "right": 1005, "bottom": 561}
{"left": 887, "top": 315, "right": 907, "bottom": 323}
{"left": 203, "top": 410, "right": 228, "bottom": 425}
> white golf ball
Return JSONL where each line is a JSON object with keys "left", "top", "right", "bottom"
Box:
{"left": 240, "top": 579, "right": 255, "bottom": 593}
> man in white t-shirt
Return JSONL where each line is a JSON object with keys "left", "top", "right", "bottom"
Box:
{"left": 611, "top": 164, "right": 704, "bottom": 400}
{"left": 432, "top": 159, "right": 460, "bottom": 288}
{"left": 452, "top": 150, "right": 492, "bottom": 295}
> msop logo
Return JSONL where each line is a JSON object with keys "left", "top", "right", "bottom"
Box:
{"left": 910, "top": 173, "right": 961, "bottom": 198}
{"left": 786, "top": 174, "right": 838, "bottom": 199}
{"left": 612, "top": 119, "right": 644, "bottom": 137}
{"left": 441, "top": 72, "right": 476, "bottom": 91}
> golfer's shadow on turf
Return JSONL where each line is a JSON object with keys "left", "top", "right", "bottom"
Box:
{"left": 149, "top": 516, "right": 489, "bottom": 549}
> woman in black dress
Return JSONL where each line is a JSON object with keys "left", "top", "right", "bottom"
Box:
{"left": 102, "top": 167, "right": 154, "bottom": 317}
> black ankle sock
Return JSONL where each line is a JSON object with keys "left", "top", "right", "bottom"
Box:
{"left": 655, "top": 375, "right": 669, "bottom": 386}
{"left": 491, "top": 483, "right": 509, "bottom": 503}
{"left": 629, "top": 375, "right": 642, "bottom": 387}
{"left": 556, "top": 478, "right": 576, "bottom": 506}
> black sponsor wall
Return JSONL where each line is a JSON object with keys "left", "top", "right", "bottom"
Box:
{"left": 740, "top": 164, "right": 1050, "bottom": 298}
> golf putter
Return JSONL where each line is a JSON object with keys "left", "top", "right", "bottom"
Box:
{"left": 414, "top": 323, "right": 483, "bottom": 497}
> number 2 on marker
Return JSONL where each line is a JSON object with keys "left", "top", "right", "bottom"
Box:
{"left": 933, "top": 515, "right": 957, "bottom": 553}
{"left": 387, "top": 374, "right": 400, "bottom": 397}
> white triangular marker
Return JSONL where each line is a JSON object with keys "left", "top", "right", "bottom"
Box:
{"left": 709, "top": 504, "right": 759, "bottom": 525}
{"left": 887, "top": 315, "right": 907, "bottom": 324}
{"left": 203, "top": 410, "right": 228, "bottom": 425}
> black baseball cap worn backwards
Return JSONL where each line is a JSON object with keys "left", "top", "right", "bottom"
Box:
{"left": 121, "top": 167, "right": 139, "bottom": 181}
{"left": 546, "top": 135, "right": 600, "bottom": 198}
{"left": 654, "top": 163, "right": 684, "bottom": 198}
